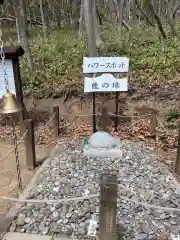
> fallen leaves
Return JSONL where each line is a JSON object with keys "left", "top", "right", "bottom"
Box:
{"left": 0, "top": 102, "right": 179, "bottom": 171}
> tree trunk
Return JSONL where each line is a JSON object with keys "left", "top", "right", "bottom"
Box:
{"left": 92, "top": 0, "right": 103, "bottom": 48}
{"left": 19, "top": 0, "right": 33, "bottom": 70}
{"left": 113, "top": 0, "right": 125, "bottom": 36}
{"left": 39, "top": 0, "right": 49, "bottom": 38}
{"left": 172, "top": 3, "right": 180, "bottom": 20}
{"left": 13, "top": 3, "right": 21, "bottom": 43}
{"left": 131, "top": 0, "right": 136, "bottom": 21}
{"left": 167, "top": 0, "right": 177, "bottom": 36}
{"left": 135, "top": 0, "right": 155, "bottom": 26}
{"left": 79, "top": 0, "right": 84, "bottom": 37}
{"left": 84, "top": 0, "right": 97, "bottom": 56}
{"left": 19, "top": 0, "right": 28, "bottom": 34}
{"left": 148, "top": 0, "right": 167, "bottom": 38}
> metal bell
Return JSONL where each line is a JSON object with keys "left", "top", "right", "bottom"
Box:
{"left": 1, "top": 90, "right": 21, "bottom": 114}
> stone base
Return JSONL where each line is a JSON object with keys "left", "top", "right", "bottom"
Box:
{"left": 83, "top": 147, "right": 123, "bottom": 157}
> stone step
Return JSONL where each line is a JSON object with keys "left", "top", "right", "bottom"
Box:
{"left": 3, "top": 232, "right": 74, "bottom": 240}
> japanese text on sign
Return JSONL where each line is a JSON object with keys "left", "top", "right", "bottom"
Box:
{"left": 84, "top": 73, "right": 128, "bottom": 93}
{"left": 83, "top": 57, "right": 129, "bottom": 73}
{"left": 0, "top": 59, "right": 16, "bottom": 98}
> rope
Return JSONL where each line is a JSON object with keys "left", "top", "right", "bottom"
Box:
{"left": 0, "top": 129, "right": 28, "bottom": 162}
{"left": 60, "top": 112, "right": 150, "bottom": 118}
{"left": 35, "top": 112, "right": 56, "bottom": 136}
{"left": 44, "top": 112, "right": 56, "bottom": 127}
{"left": 1, "top": 193, "right": 180, "bottom": 213}
{"left": 120, "top": 195, "right": 180, "bottom": 213}
{"left": 0, "top": 194, "right": 99, "bottom": 204}
{"left": 156, "top": 116, "right": 167, "bottom": 130}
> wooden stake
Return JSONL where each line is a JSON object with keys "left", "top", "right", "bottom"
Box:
{"left": 149, "top": 113, "right": 157, "bottom": 137}
{"left": 99, "top": 105, "right": 109, "bottom": 132}
{"left": 99, "top": 173, "right": 118, "bottom": 240}
{"left": 53, "top": 105, "right": 60, "bottom": 137}
{"left": 115, "top": 92, "right": 119, "bottom": 132}
{"left": 175, "top": 125, "right": 180, "bottom": 175}
{"left": 24, "top": 119, "right": 36, "bottom": 169}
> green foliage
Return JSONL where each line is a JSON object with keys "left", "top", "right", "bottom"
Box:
{"left": 21, "top": 30, "right": 86, "bottom": 97}
{"left": 20, "top": 25, "right": 180, "bottom": 97}
{"left": 103, "top": 25, "right": 180, "bottom": 87}
{"left": 167, "top": 108, "right": 180, "bottom": 123}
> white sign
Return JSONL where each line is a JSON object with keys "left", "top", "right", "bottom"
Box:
{"left": 0, "top": 59, "right": 16, "bottom": 98}
{"left": 84, "top": 73, "right": 128, "bottom": 92}
{"left": 83, "top": 57, "right": 129, "bottom": 73}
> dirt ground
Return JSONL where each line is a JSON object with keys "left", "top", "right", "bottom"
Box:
{"left": 0, "top": 142, "right": 53, "bottom": 216}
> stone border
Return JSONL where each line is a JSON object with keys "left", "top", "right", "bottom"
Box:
{"left": 0, "top": 142, "right": 67, "bottom": 239}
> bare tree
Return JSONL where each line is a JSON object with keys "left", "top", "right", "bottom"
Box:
{"left": 131, "top": 0, "right": 136, "bottom": 21}
{"left": 167, "top": 0, "right": 177, "bottom": 36}
{"left": 19, "top": 0, "right": 33, "bottom": 69}
{"left": 39, "top": 0, "right": 49, "bottom": 38}
{"left": 135, "top": 0, "right": 155, "bottom": 26}
{"left": 148, "top": 0, "right": 167, "bottom": 38}
{"left": 84, "top": 0, "right": 97, "bottom": 56}
{"left": 12, "top": 0, "right": 21, "bottom": 42}
{"left": 79, "top": 0, "right": 84, "bottom": 37}
{"left": 113, "top": 0, "right": 125, "bottom": 36}
{"left": 92, "top": 1, "right": 103, "bottom": 48}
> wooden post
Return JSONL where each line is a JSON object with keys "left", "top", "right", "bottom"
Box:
{"left": 115, "top": 92, "right": 119, "bottom": 132}
{"left": 13, "top": 57, "right": 26, "bottom": 135}
{"left": 175, "top": 125, "right": 180, "bottom": 175}
{"left": 24, "top": 119, "right": 36, "bottom": 169}
{"left": 134, "top": 105, "right": 158, "bottom": 137}
{"left": 99, "top": 106, "right": 109, "bottom": 132}
{"left": 53, "top": 105, "right": 60, "bottom": 137}
{"left": 99, "top": 173, "right": 118, "bottom": 240}
{"left": 149, "top": 113, "right": 157, "bottom": 137}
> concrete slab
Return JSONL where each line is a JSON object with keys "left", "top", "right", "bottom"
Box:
{"left": 3, "top": 232, "right": 72, "bottom": 240}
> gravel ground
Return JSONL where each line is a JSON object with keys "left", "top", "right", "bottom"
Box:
{"left": 9, "top": 140, "right": 180, "bottom": 240}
